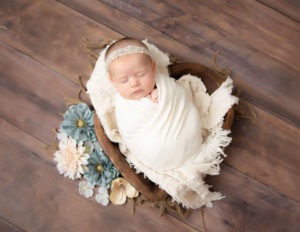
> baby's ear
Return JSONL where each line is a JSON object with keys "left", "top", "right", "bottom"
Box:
{"left": 152, "top": 61, "right": 156, "bottom": 71}
{"left": 109, "top": 76, "right": 114, "bottom": 83}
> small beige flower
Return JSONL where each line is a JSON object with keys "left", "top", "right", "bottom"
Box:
{"left": 109, "top": 178, "right": 139, "bottom": 205}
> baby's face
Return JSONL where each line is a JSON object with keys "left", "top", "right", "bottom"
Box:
{"left": 108, "top": 53, "right": 156, "bottom": 100}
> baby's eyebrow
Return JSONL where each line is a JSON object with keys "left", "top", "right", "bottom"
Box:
{"left": 116, "top": 76, "right": 127, "bottom": 80}
{"left": 134, "top": 67, "right": 146, "bottom": 73}
{"left": 111, "top": 75, "right": 126, "bottom": 81}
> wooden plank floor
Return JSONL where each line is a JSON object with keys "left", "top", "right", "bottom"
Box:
{"left": 0, "top": 0, "right": 299, "bottom": 231}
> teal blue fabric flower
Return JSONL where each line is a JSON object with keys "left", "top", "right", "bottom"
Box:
{"left": 60, "top": 103, "right": 96, "bottom": 142}
{"left": 84, "top": 142, "right": 120, "bottom": 188}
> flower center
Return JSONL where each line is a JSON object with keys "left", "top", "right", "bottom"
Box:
{"left": 77, "top": 119, "right": 85, "bottom": 128}
{"left": 119, "top": 184, "right": 125, "bottom": 192}
{"left": 97, "top": 164, "right": 103, "bottom": 173}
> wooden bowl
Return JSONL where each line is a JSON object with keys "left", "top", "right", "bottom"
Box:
{"left": 93, "top": 63, "right": 234, "bottom": 201}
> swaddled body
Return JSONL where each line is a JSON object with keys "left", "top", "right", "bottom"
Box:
{"left": 115, "top": 72, "right": 203, "bottom": 171}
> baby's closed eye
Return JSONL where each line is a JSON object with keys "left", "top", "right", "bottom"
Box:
{"left": 118, "top": 78, "right": 128, "bottom": 83}
{"left": 135, "top": 72, "right": 145, "bottom": 77}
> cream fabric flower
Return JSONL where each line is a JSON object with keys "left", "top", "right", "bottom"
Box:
{"left": 54, "top": 132, "right": 90, "bottom": 180}
{"left": 109, "top": 178, "right": 139, "bottom": 205}
{"left": 79, "top": 181, "right": 94, "bottom": 198}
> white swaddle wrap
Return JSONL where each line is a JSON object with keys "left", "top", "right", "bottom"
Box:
{"left": 115, "top": 72, "right": 202, "bottom": 171}
{"left": 87, "top": 40, "right": 238, "bottom": 208}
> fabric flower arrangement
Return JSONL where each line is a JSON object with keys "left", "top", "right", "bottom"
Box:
{"left": 53, "top": 103, "right": 139, "bottom": 206}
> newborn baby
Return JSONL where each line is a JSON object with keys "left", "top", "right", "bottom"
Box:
{"left": 87, "top": 37, "right": 238, "bottom": 208}
{"left": 106, "top": 38, "right": 203, "bottom": 171}
{"left": 106, "top": 39, "right": 158, "bottom": 103}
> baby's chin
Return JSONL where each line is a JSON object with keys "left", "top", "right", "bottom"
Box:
{"left": 122, "top": 92, "right": 150, "bottom": 100}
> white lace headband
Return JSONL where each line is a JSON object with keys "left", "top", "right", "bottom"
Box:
{"left": 105, "top": 45, "right": 151, "bottom": 67}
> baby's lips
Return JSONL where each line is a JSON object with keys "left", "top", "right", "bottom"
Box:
{"left": 132, "top": 89, "right": 143, "bottom": 95}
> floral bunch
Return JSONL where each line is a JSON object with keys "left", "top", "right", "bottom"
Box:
{"left": 53, "top": 103, "right": 139, "bottom": 206}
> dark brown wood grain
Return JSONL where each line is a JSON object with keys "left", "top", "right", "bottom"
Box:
{"left": 258, "top": 0, "right": 300, "bottom": 22}
{"left": 192, "top": 164, "right": 300, "bottom": 232}
{"left": 0, "top": 217, "right": 24, "bottom": 232}
{"left": 0, "top": 41, "right": 79, "bottom": 147}
{"left": 227, "top": 104, "right": 300, "bottom": 201}
{"left": 0, "top": 0, "right": 120, "bottom": 82}
{"left": 109, "top": 0, "right": 299, "bottom": 72}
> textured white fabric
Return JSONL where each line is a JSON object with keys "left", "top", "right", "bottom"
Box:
{"left": 86, "top": 40, "right": 238, "bottom": 209}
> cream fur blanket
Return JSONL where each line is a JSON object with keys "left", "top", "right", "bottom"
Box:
{"left": 87, "top": 40, "right": 238, "bottom": 208}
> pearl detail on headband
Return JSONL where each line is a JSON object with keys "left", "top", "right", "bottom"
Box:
{"left": 106, "top": 45, "right": 151, "bottom": 66}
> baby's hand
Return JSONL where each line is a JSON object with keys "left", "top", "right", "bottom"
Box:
{"left": 146, "top": 88, "right": 159, "bottom": 103}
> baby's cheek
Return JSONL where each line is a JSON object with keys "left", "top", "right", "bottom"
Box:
{"left": 147, "top": 77, "right": 156, "bottom": 89}
{"left": 117, "top": 85, "right": 129, "bottom": 97}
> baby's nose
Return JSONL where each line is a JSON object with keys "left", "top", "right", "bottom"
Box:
{"left": 130, "top": 78, "right": 139, "bottom": 87}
